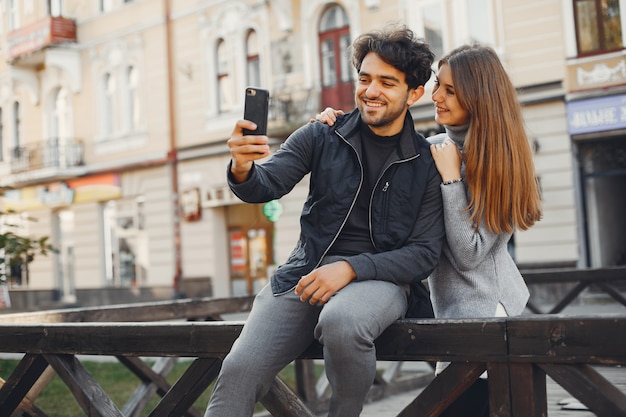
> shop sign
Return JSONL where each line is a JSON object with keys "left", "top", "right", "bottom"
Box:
{"left": 181, "top": 188, "right": 202, "bottom": 222}
{"left": 1, "top": 174, "right": 121, "bottom": 211}
{"left": 567, "top": 94, "right": 626, "bottom": 135}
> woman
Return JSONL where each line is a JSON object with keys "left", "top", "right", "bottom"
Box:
{"left": 316, "top": 44, "right": 542, "bottom": 416}
{"left": 427, "top": 44, "right": 541, "bottom": 321}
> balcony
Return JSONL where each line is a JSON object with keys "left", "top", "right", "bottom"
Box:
{"left": 7, "top": 16, "right": 77, "bottom": 65}
{"left": 9, "top": 138, "right": 84, "bottom": 183}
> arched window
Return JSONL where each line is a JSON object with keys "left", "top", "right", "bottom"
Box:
{"left": 103, "top": 73, "right": 115, "bottom": 136}
{"left": 0, "top": 107, "right": 4, "bottom": 161}
{"left": 217, "top": 38, "right": 234, "bottom": 113}
{"left": 319, "top": 5, "right": 353, "bottom": 111}
{"left": 127, "top": 65, "right": 140, "bottom": 131}
{"left": 13, "top": 101, "right": 20, "bottom": 149}
{"left": 246, "top": 30, "right": 261, "bottom": 87}
{"left": 48, "top": 87, "right": 75, "bottom": 167}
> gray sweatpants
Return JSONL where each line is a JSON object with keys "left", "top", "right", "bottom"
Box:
{"left": 204, "top": 277, "right": 407, "bottom": 417}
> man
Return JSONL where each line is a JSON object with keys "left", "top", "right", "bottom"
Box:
{"left": 205, "top": 25, "right": 444, "bottom": 417}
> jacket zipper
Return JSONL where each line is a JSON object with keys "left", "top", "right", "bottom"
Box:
{"left": 311, "top": 131, "right": 364, "bottom": 270}
{"left": 368, "top": 155, "right": 421, "bottom": 250}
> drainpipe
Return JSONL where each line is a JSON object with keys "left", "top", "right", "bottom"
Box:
{"left": 164, "top": 0, "right": 183, "bottom": 297}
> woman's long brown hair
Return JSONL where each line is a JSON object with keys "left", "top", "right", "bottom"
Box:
{"left": 440, "top": 45, "right": 542, "bottom": 233}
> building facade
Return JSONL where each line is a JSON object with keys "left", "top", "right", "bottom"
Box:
{"left": 0, "top": 0, "right": 623, "bottom": 309}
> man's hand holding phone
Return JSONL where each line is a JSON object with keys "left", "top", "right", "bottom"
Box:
{"left": 228, "top": 120, "right": 271, "bottom": 183}
{"left": 229, "top": 87, "right": 270, "bottom": 183}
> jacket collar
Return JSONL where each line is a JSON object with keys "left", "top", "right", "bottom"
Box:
{"left": 336, "top": 109, "right": 421, "bottom": 159}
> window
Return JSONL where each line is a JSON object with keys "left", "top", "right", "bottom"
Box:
{"left": 48, "top": 87, "right": 76, "bottom": 167}
{"left": 574, "top": 0, "right": 623, "bottom": 55}
{"left": 102, "top": 73, "right": 116, "bottom": 136}
{"left": 12, "top": 101, "right": 20, "bottom": 149}
{"left": 102, "top": 73, "right": 113, "bottom": 136}
{"left": 466, "top": 0, "right": 494, "bottom": 45}
{"left": 319, "top": 5, "right": 354, "bottom": 111}
{"left": 217, "top": 38, "right": 234, "bottom": 113}
{"left": 246, "top": 30, "right": 261, "bottom": 87}
{"left": 54, "top": 210, "right": 75, "bottom": 301}
{"left": 11, "top": 101, "right": 25, "bottom": 171}
{"left": 409, "top": 0, "right": 496, "bottom": 64}
{"left": 9, "top": 0, "right": 19, "bottom": 30}
{"left": 48, "top": 0, "right": 63, "bottom": 16}
{"left": 100, "top": 0, "right": 112, "bottom": 12}
{"left": 423, "top": 3, "right": 444, "bottom": 60}
{"left": 0, "top": 107, "right": 3, "bottom": 162}
{"left": 103, "top": 198, "right": 147, "bottom": 288}
{"left": 127, "top": 66, "right": 140, "bottom": 131}
{"left": 0, "top": 1, "right": 4, "bottom": 47}
{"left": 96, "top": 45, "right": 143, "bottom": 142}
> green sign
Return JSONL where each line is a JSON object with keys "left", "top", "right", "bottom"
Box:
{"left": 263, "top": 200, "right": 283, "bottom": 222}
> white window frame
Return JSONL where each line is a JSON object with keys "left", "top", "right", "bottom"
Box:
{"left": 217, "top": 38, "right": 236, "bottom": 113}
{"left": 9, "top": 0, "right": 19, "bottom": 30}
{"left": 566, "top": 0, "right": 626, "bottom": 57}
{"left": 126, "top": 65, "right": 140, "bottom": 132}
{"left": 49, "top": 0, "right": 64, "bottom": 17}
{"left": 102, "top": 72, "right": 115, "bottom": 137}
{"left": 409, "top": 0, "right": 498, "bottom": 56}
{"left": 246, "top": 30, "right": 261, "bottom": 88}
{"left": 100, "top": 0, "right": 112, "bottom": 13}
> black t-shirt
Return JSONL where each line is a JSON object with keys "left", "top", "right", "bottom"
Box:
{"left": 328, "top": 122, "right": 402, "bottom": 256}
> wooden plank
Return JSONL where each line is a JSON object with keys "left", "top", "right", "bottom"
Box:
{"left": 506, "top": 316, "right": 626, "bottom": 363}
{"left": 508, "top": 364, "right": 546, "bottom": 417}
{"left": 2, "top": 317, "right": 624, "bottom": 363}
{"left": 118, "top": 356, "right": 189, "bottom": 417}
{"left": 0, "top": 354, "right": 49, "bottom": 415}
{"left": 547, "top": 281, "right": 590, "bottom": 314}
{"left": 295, "top": 359, "right": 318, "bottom": 403}
{"left": 0, "top": 320, "right": 507, "bottom": 362}
{"left": 21, "top": 365, "right": 55, "bottom": 410}
{"left": 8, "top": 394, "right": 49, "bottom": 417}
{"left": 374, "top": 319, "right": 508, "bottom": 362}
{"left": 0, "top": 377, "right": 49, "bottom": 417}
{"left": 596, "top": 282, "right": 626, "bottom": 306}
{"left": 43, "top": 354, "right": 124, "bottom": 417}
{"left": 0, "top": 295, "right": 255, "bottom": 324}
{"left": 539, "top": 363, "right": 626, "bottom": 417}
{"left": 147, "top": 357, "right": 220, "bottom": 417}
{"left": 397, "top": 362, "right": 485, "bottom": 416}
{"left": 261, "top": 376, "right": 316, "bottom": 417}
{"left": 0, "top": 322, "right": 245, "bottom": 358}
{"left": 486, "top": 362, "right": 512, "bottom": 417}
{"left": 521, "top": 266, "right": 626, "bottom": 284}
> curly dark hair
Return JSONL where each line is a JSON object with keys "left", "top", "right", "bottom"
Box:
{"left": 351, "top": 25, "right": 435, "bottom": 90}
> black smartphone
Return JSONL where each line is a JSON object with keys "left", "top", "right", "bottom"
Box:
{"left": 242, "top": 87, "right": 269, "bottom": 136}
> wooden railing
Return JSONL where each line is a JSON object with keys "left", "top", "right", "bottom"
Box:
{"left": 521, "top": 266, "right": 626, "bottom": 314}
{"left": 0, "top": 315, "right": 625, "bottom": 416}
{"left": 0, "top": 267, "right": 625, "bottom": 417}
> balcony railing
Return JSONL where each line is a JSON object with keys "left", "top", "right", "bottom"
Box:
{"left": 10, "top": 138, "right": 84, "bottom": 174}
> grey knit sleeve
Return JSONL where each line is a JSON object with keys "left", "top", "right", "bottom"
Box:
{"left": 440, "top": 182, "right": 503, "bottom": 271}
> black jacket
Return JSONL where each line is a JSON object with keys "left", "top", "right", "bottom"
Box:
{"left": 228, "top": 109, "right": 445, "bottom": 303}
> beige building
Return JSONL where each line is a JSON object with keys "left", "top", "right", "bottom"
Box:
{"left": 0, "top": 0, "right": 624, "bottom": 309}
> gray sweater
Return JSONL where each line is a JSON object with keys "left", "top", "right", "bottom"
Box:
{"left": 427, "top": 125, "right": 530, "bottom": 318}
